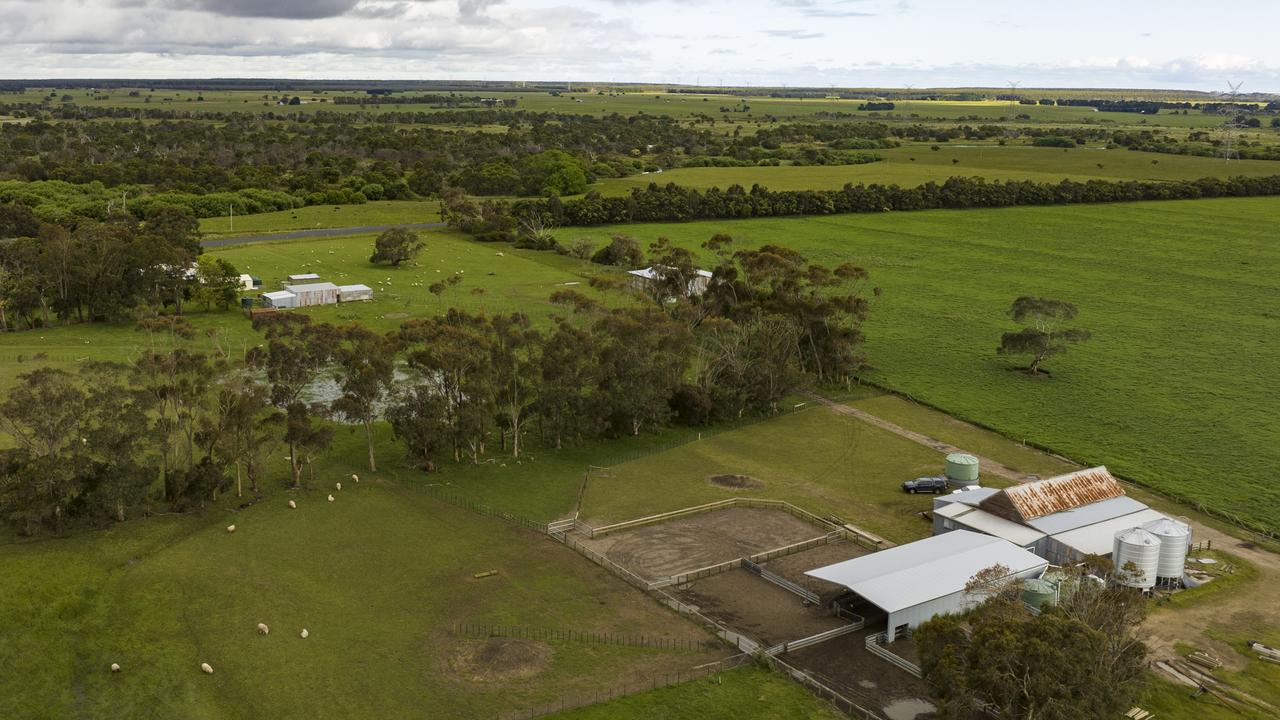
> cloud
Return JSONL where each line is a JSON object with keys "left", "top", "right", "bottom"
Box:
{"left": 765, "top": 29, "right": 825, "bottom": 39}
{"left": 775, "top": 0, "right": 874, "bottom": 17}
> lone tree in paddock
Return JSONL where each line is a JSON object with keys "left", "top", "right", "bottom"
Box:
{"left": 370, "top": 227, "right": 425, "bottom": 267}
{"left": 997, "top": 296, "right": 1091, "bottom": 375}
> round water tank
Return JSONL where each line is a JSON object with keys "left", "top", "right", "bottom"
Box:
{"left": 945, "top": 453, "right": 980, "bottom": 484}
{"left": 1141, "top": 517, "right": 1192, "bottom": 580}
{"left": 1021, "top": 578, "right": 1057, "bottom": 610}
{"left": 1113, "top": 528, "right": 1161, "bottom": 589}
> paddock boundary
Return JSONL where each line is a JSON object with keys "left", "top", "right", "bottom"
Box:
{"left": 743, "top": 557, "right": 820, "bottom": 604}
{"left": 864, "top": 632, "right": 922, "bottom": 678}
{"left": 763, "top": 621, "right": 867, "bottom": 657}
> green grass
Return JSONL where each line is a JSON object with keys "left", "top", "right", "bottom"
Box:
{"left": 0, "top": 440, "right": 722, "bottom": 720}
{"left": 547, "top": 665, "right": 844, "bottom": 720}
{"left": 565, "top": 196, "right": 1280, "bottom": 535}
{"left": 591, "top": 145, "right": 1280, "bottom": 196}
{"left": 198, "top": 200, "right": 441, "bottom": 237}
{"left": 579, "top": 405, "right": 1010, "bottom": 544}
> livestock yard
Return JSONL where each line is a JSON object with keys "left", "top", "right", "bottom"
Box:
{"left": 4, "top": 73, "right": 1280, "bottom": 720}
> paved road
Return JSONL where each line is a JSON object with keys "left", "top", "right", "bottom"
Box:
{"left": 200, "top": 222, "right": 446, "bottom": 248}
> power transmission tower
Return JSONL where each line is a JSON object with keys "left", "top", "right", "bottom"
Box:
{"left": 1220, "top": 80, "right": 1244, "bottom": 163}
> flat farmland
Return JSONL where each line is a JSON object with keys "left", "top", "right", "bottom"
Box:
{"left": 567, "top": 196, "right": 1280, "bottom": 535}
{"left": 590, "top": 145, "right": 1280, "bottom": 196}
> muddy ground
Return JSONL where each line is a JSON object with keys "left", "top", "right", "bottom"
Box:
{"left": 579, "top": 507, "right": 826, "bottom": 581}
{"left": 674, "top": 569, "right": 846, "bottom": 647}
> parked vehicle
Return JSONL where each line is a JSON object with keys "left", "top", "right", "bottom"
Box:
{"left": 902, "top": 476, "right": 949, "bottom": 494}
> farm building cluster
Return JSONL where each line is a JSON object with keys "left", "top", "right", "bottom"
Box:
{"left": 259, "top": 272, "right": 373, "bottom": 309}
{"left": 805, "top": 466, "right": 1191, "bottom": 642}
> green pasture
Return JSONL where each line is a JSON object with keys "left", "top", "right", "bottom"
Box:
{"left": 579, "top": 404, "right": 1012, "bottom": 544}
{"left": 548, "top": 665, "right": 843, "bottom": 720}
{"left": 198, "top": 200, "right": 441, "bottom": 237}
{"left": 0, "top": 228, "right": 607, "bottom": 392}
{"left": 0, "top": 432, "right": 724, "bottom": 720}
{"left": 567, "top": 196, "right": 1280, "bottom": 535}
{"left": 591, "top": 145, "right": 1280, "bottom": 195}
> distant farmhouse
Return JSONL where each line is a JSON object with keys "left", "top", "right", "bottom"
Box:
{"left": 627, "top": 265, "right": 714, "bottom": 299}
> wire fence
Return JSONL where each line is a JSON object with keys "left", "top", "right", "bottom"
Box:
{"left": 417, "top": 482, "right": 548, "bottom": 534}
{"left": 453, "top": 622, "right": 717, "bottom": 652}
{"left": 496, "top": 654, "right": 755, "bottom": 720}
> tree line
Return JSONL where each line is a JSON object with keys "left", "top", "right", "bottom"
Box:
{"left": 481, "top": 174, "right": 1280, "bottom": 228}
{"left": 0, "top": 236, "right": 871, "bottom": 535}
{"left": 0, "top": 206, "right": 241, "bottom": 330}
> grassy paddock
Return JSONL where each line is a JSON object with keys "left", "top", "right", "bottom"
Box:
{"left": 0, "top": 458, "right": 722, "bottom": 719}
{"left": 198, "top": 199, "right": 441, "bottom": 237}
{"left": 565, "top": 197, "right": 1280, "bottom": 535}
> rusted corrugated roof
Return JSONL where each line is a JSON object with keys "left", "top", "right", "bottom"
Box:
{"left": 997, "top": 467, "right": 1124, "bottom": 521}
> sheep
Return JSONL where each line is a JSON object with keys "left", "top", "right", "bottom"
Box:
{"left": 200, "top": 662, "right": 214, "bottom": 675}
{"left": 257, "top": 623, "right": 269, "bottom": 636}
{"left": 287, "top": 500, "right": 297, "bottom": 509}
{"left": 351, "top": 474, "right": 359, "bottom": 483}
{"left": 335, "top": 482, "right": 342, "bottom": 491}
{"left": 110, "top": 663, "right": 121, "bottom": 673}
{"left": 226, "top": 524, "right": 236, "bottom": 534}
{"left": 300, "top": 628, "right": 309, "bottom": 639}
{"left": 327, "top": 494, "right": 335, "bottom": 502}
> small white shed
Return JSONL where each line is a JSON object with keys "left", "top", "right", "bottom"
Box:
{"left": 261, "top": 290, "right": 297, "bottom": 309}
{"left": 288, "top": 273, "right": 321, "bottom": 282}
{"left": 338, "top": 284, "right": 374, "bottom": 302}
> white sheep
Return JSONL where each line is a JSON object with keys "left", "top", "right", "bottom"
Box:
{"left": 288, "top": 500, "right": 297, "bottom": 509}
{"left": 351, "top": 474, "right": 359, "bottom": 483}
{"left": 300, "top": 628, "right": 309, "bottom": 639}
{"left": 257, "top": 623, "right": 270, "bottom": 636}
{"left": 110, "top": 663, "right": 121, "bottom": 673}
{"left": 327, "top": 494, "right": 335, "bottom": 502}
{"left": 200, "top": 662, "right": 214, "bottom": 675}
{"left": 335, "top": 482, "right": 342, "bottom": 491}
{"left": 226, "top": 524, "right": 236, "bottom": 534}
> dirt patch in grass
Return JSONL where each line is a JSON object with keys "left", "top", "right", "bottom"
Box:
{"left": 709, "top": 474, "right": 764, "bottom": 490}
{"left": 449, "top": 637, "right": 553, "bottom": 682}
{"left": 675, "top": 569, "right": 845, "bottom": 646}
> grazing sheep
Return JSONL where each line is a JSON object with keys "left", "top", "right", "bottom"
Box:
{"left": 226, "top": 525, "right": 236, "bottom": 534}
{"left": 335, "top": 482, "right": 342, "bottom": 491}
{"left": 288, "top": 500, "right": 297, "bottom": 509}
{"left": 200, "top": 663, "right": 214, "bottom": 675}
{"left": 327, "top": 494, "right": 335, "bottom": 502}
{"left": 351, "top": 474, "right": 359, "bottom": 483}
{"left": 300, "top": 628, "right": 309, "bottom": 639}
{"left": 257, "top": 623, "right": 269, "bottom": 636}
{"left": 110, "top": 663, "right": 121, "bottom": 673}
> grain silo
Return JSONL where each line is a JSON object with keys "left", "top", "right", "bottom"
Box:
{"left": 1141, "top": 517, "right": 1192, "bottom": 584}
{"left": 945, "top": 453, "right": 980, "bottom": 485}
{"left": 1112, "top": 528, "right": 1160, "bottom": 590}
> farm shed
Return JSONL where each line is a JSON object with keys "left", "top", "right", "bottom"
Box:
{"left": 239, "top": 274, "right": 262, "bottom": 290}
{"left": 288, "top": 273, "right": 321, "bottom": 282}
{"left": 627, "top": 266, "right": 714, "bottom": 297}
{"left": 931, "top": 486, "right": 1000, "bottom": 509}
{"left": 261, "top": 290, "right": 297, "bottom": 309}
{"left": 806, "top": 531, "right": 1048, "bottom": 642}
{"left": 284, "top": 282, "right": 340, "bottom": 307}
{"left": 933, "top": 503, "right": 1047, "bottom": 551}
{"left": 337, "top": 284, "right": 374, "bottom": 302}
{"left": 1042, "top": 508, "right": 1168, "bottom": 564}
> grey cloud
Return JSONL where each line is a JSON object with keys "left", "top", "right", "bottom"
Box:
{"left": 776, "top": 0, "right": 874, "bottom": 17}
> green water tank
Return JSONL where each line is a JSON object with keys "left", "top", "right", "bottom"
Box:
{"left": 944, "top": 453, "right": 980, "bottom": 484}
{"left": 1022, "top": 578, "right": 1057, "bottom": 610}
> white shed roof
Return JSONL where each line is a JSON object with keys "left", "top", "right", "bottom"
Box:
{"left": 936, "top": 504, "right": 1047, "bottom": 547}
{"left": 288, "top": 273, "right": 321, "bottom": 281}
{"left": 262, "top": 290, "right": 296, "bottom": 300}
{"left": 1049, "top": 508, "right": 1168, "bottom": 558}
{"left": 805, "top": 530, "right": 1047, "bottom": 613}
{"left": 284, "top": 282, "right": 339, "bottom": 293}
{"left": 627, "top": 266, "right": 713, "bottom": 280}
{"left": 1024, "top": 495, "right": 1149, "bottom": 534}
{"left": 337, "top": 284, "right": 373, "bottom": 293}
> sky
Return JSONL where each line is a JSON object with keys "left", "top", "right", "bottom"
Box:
{"left": 1, "top": 0, "right": 1278, "bottom": 92}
